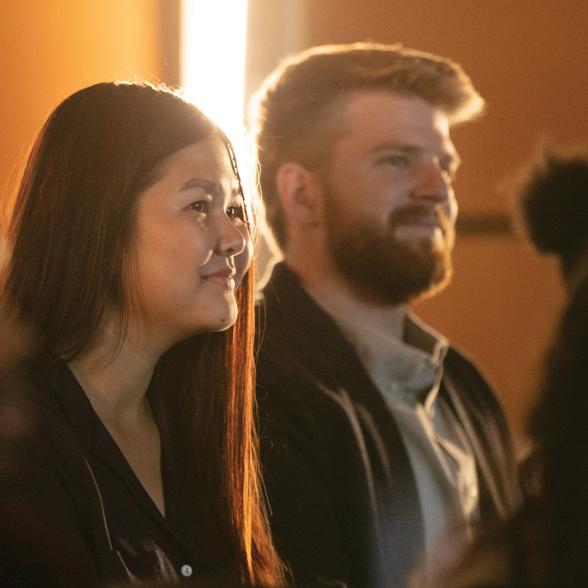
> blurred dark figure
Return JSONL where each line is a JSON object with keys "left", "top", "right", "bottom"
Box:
{"left": 413, "top": 278, "right": 588, "bottom": 588}
{"left": 514, "top": 144, "right": 588, "bottom": 289}
{"left": 412, "top": 144, "right": 588, "bottom": 587}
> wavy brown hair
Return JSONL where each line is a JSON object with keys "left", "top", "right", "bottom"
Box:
{"left": 250, "top": 42, "right": 485, "bottom": 249}
{"left": 1, "top": 82, "right": 284, "bottom": 586}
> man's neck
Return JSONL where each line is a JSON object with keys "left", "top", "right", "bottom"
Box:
{"left": 285, "top": 256, "right": 407, "bottom": 340}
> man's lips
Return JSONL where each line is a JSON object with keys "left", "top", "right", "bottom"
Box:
{"left": 390, "top": 206, "right": 446, "bottom": 235}
{"left": 399, "top": 217, "right": 440, "bottom": 227}
{"left": 395, "top": 216, "right": 445, "bottom": 233}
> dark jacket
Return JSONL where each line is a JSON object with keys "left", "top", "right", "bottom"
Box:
{"left": 257, "top": 263, "right": 520, "bottom": 588}
{"left": 0, "top": 355, "right": 202, "bottom": 587}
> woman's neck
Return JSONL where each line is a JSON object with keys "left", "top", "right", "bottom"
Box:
{"left": 67, "top": 321, "right": 161, "bottom": 429}
{"left": 67, "top": 318, "right": 168, "bottom": 516}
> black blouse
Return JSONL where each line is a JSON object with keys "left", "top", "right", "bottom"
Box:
{"left": 0, "top": 356, "right": 201, "bottom": 586}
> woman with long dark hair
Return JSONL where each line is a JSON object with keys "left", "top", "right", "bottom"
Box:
{"left": 0, "top": 82, "right": 284, "bottom": 587}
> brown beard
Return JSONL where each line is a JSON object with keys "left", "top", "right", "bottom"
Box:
{"left": 324, "top": 197, "right": 455, "bottom": 306}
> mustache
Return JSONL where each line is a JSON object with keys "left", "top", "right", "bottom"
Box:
{"left": 388, "top": 205, "right": 449, "bottom": 231}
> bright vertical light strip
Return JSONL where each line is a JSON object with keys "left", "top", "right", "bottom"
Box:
{"left": 180, "top": 0, "right": 248, "bottom": 145}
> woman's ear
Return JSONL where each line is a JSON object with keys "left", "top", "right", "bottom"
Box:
{"left": 275, "top": 162, "right": 324, "bottom": 226}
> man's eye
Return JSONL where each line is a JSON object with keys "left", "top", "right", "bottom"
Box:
{"left": 188, "top": 201, "right": 209, "bottom": 214}
{"left": 440, "top": 162, "right": 457, "bottom": 180}
{"left": 381, "top": 154, "right": 411, "bottom": 169}
{"left": 227, "top": 204, "right": 245, "bottom": 221}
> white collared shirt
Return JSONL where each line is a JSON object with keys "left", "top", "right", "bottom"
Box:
{"left": 322, "top": 302, "right": 480, "bottom": 561}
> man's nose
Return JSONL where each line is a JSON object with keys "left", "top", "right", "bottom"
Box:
{"left": 215, "top": 215, "right": 247, "bottom": 257}
{"left": 411, "top": 159, "right": 451, "bottom": 204}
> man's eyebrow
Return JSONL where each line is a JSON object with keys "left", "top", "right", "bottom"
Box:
{"left": 370, "top": 142, "right": 421, "bottom": 155}
{"left": 371, "top": 142, "right": 462, "bottom": 168}
{"left": 446, "top": 150, "right": 462, "bottom": 170}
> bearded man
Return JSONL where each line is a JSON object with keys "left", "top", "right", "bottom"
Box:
{"left": 251, "top": 43, "right": 519, "bottom": 588}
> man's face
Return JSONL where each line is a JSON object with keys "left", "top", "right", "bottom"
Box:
{"left": 320, "top": 91, "right": 459, "bottom": 306}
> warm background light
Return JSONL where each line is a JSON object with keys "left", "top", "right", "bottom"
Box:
{"left": 180, "top": 0, "right": 248, "bottom": 146}
{"left": 180, "top": 0, "right": 273, "bottom": 271}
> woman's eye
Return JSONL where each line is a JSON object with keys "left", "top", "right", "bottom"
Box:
{"left": 227, "top": 204, "right": 245, "bottom": 221}
{"left": 188, "top": 201, "right": 209, "bottom": 214}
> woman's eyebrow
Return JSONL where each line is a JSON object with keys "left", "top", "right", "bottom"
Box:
{"left": 230, "top": 184, "right": 244, "bottom": 199}
{"left": 181, "top": 178, "right": 245, "bottom": 201}
{"left": 180, "top": 177, "right": 222, "bottom": 194}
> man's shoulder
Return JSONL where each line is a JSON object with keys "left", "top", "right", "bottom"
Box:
{"left": 257, "top": 263, "right": 320, "bottom": 330}
{"left": 441, "top": 343, "right": 514, "bottom": 469}
{"left": 445, "top": 342, "right": 488, "bottom": 377}
{"left": 0, "top": 355, "right": 93, "bottom": 478}
{"left": 256, "top": 268, "right": 366, "bottom": 424}
{"left": 257, "top": 264, "right": 345, "bottom": 372}
{"left": 442, "top": 344, "right": 500, "bottom": 405}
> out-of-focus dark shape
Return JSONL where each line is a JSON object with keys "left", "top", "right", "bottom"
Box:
{"left": 412, "top": 274, "right": 588, "bottom": 588}
{"left": 512, "top": 143, "right": 588, "bottom": 285}
{"left": 412, "top": 144, "right": 588, "bottom": 587}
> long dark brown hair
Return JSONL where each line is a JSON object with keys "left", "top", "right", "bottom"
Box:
{"left": 1, "top": 82, "right": 284, "bottom": 586}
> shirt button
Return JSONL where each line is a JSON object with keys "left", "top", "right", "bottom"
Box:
{"left": 181, "top": 564, "right": 193, "bottom": 577}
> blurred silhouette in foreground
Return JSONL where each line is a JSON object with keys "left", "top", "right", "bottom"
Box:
{"left": 411, "top": 144, "right": 588, "bottom": 587}
{"left": 514, "top": 144, "right": 588, "bottom": 289}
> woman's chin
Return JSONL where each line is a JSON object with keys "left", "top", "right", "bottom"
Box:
{"left": 200, "top": 301, "right": 239, "bottom": 334}
{"left": 163, "top": 299, "right": 240, "bottom": 343}
{"left": 217, "top": 307, "right": 239, "bottom": 331}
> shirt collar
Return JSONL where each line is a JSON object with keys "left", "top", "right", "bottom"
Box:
{"left": 315, "top": 299, "right": 448, "bottom": 407}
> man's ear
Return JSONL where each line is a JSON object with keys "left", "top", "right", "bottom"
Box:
{"left": 275, "top": 162, "right": 323, "bottom": 225}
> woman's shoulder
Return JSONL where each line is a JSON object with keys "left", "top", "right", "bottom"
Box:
{"left": 0, "top": 359, "right": 101, "bottom": 585}
{"left": 0, "top": 351, "right": 93, "bottom": 486}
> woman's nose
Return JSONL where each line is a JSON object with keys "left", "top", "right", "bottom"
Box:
{"left": 216, "top": 215, "right": 247, "bottom": 257}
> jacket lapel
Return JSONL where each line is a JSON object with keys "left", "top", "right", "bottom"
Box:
{"left": 440, "top": 351, "right": 515, "bottom": 519}
{"left": 35, "top": 356, "right": 182, "bottom": 540}
{"left": 264, "top": 263, "right": 424, "bottom": 581}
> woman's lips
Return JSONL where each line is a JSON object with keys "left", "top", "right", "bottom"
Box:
{"left": 202, "top": 268, "right": 236, "bottom": 289}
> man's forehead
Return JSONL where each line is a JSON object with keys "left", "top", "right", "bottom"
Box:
{"left": 333, "top": 90, "right": 455, "bottom": 152}
{"left": 340, "top": 90, "right": 449, "bottom": 129}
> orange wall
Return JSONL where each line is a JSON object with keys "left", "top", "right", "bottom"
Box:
{"left": 0, "top": 0, "right": 165, "bottom": 199}
{"left": 246, "top": 0, "right": 586, "bottom": 441}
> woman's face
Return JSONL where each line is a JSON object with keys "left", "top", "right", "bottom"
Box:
{"left": 132, "top": 135, "right": 252, "bottom": 348}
